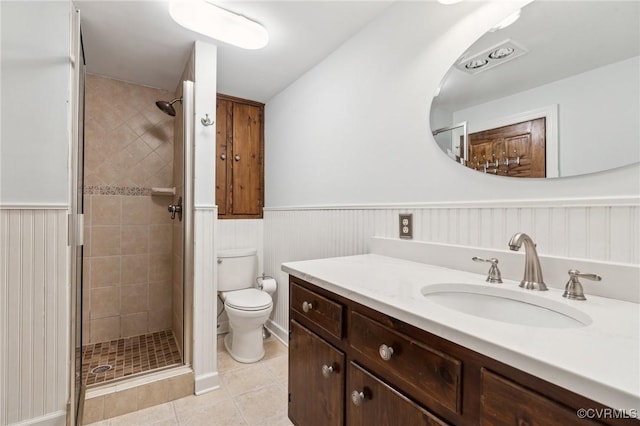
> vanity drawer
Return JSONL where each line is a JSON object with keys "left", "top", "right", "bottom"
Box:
{"left": 349, "top": 311, "right": 462, "bottom": 414}
{"left": 347, "top": 362, "right": 449, "bottom": 426}
{"left": 481, "top": 369, "right": 600, "bottom": 426}
{"left": 291, "top": 281, "right": 344, "bottom": 339}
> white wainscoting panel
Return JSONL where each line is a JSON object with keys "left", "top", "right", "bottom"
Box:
{"left": 263, "top": 201, "right": 640, "bottom": 337}
{"left": 193, "top": 208, "right": 219, "bottom": 394}
{"left": 0, "top": 209, "right": 69, "bottom": 425}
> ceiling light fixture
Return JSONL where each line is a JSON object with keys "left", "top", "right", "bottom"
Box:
{"left": 465, "top": 59, "right": 489, "bottom": 70}
{"left": 169, "top": 0, "right": 269, "bottom": 50}
{"left": 489, "top": 47, "right": 515, "bottom": 60}
{"left": 437, "top": 0, "right": 464, "bottom": 4}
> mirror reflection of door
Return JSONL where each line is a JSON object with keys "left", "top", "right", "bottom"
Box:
{"left": 464, "top": 118, "right": 545, "bottom": 177}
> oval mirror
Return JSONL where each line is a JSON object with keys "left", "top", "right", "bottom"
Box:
{"left": 430, "top": 1, "right": 640, "bottom": 178}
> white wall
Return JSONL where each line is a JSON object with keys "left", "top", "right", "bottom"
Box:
{"left": 264, "top": 1, "right": 640, "bottom": 208}
{"left": 0, "top": 1, "right": 72, "bottom": 425}
{"left": 453, "top": 56, "right": 640, "bottom": 177}
{"left": 0, "top": 1, "right": 71, "bottom": 206}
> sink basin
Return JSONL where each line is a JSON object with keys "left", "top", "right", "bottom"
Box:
{"left": 421, "top": 284, "right": 591, "bottom": 329}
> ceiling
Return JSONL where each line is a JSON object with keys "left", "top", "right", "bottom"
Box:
{"left": 433, "top": 1, "right": 640, "bottom": 113}
{"left": 76, "top": 0, "right": 394, "bottom": 102}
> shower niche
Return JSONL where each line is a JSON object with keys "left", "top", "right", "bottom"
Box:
{"left": 81, "top": 74, "right": 185, "bottom": 386}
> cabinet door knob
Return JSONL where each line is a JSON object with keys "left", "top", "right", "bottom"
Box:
{"left": 321, "top": 364, "right": 334, "bottom": 378}
{"left": 351, "top": 390, "right": 366, "bottom": 406}
{"left": 379, "top": 344, "right": 394, "bottom": 361}
{"left": 302, "top": 301, "right": 313, "bottom": 313}
{"left": 220, "top": 153, "right": 226, "bottom": 160}
{"left": 234, "top": 155, "right": 241, "bottom": 161}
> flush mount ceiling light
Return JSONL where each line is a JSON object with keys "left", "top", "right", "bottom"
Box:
{"left": 437, "top": 0, "right": 464, "bottom": 4}
{"left": 465, "top": 59, "right": 489, "bottom": 70}
{"left": 489, "top": 47, "right": 515, "bottom": 60}
{"left": 169, "top": 0, "right": 269, "bottom": 50}
{"left": 456, "top": 39, "right": 528, "bottom": 75}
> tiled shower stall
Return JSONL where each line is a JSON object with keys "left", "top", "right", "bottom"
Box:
{"left": 82, "top": 74, "right": 184, "bottom": 384}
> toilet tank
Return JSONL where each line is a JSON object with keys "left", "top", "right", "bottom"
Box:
{"left": 217, "top": 248, "right": 258, "bottom": 292}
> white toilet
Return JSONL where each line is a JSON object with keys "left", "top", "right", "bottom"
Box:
{"left": 218, "top": 248, "right": 274, "bottom": 363}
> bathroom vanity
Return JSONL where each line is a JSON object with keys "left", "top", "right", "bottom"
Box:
{"left": 283, "top": 254, "right": 640, "bottom": 425}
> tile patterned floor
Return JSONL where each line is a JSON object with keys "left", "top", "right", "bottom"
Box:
{"left": 83, "top": 330, "right": 183, "bottom": 386}
{"left": 87, "top": 334, "right": 292, "bottom": 426}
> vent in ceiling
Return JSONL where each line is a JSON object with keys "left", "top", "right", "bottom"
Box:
{"left": 456, "top": 39, "right": 528, "bottom": 75}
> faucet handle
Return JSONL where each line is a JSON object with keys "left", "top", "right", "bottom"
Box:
{"left": 472, "top": 257, "right": 503, "bottom": 284}
{"left": 562, "top": 269, "right": 602, "bottom": 301}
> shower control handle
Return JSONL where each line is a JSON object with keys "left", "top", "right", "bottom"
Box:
{"left": 168, "top": 197, "right": 183, "bottom": 221}
{"left": 302, "top": 301, "right": 312, "bottom": 313}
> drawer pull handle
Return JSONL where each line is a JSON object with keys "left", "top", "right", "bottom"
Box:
{"left": 379, "top": 344, "right": 394, "bottom": 361}
{"left": 302, "top": 301, "right": 313, "bottom": 313}
{"left": 351, "top": 390, "right": 366, "bottom": 406}
{"left": 321, "top": 364, "right": 334, "bottom": 378}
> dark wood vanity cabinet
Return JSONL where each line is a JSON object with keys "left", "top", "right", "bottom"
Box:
{"left": 288, "top": 276, "right": 635, "bottom": 426}
{"left": 289, "top": 320, "right": 344, "bottom": 426}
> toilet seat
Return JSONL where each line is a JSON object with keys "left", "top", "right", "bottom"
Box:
{"left": 223, "top": 288, "right": 272, "bottom": 311}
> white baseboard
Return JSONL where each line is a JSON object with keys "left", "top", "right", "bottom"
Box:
{"left": 195, "top": 371, "right": 220, "bottom": 395}
{"left": 10, "top": 410, "right": 66, "bottom": 426}
{"left": 266, "top": 319, "right": 288, "bottom": 346}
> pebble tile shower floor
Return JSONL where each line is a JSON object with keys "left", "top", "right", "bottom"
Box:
{"left": 82, "top": 330, "right": 182, "bottom": 386}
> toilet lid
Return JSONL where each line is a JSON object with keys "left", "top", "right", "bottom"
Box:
{"left": 224, "top": 288, "right": 272, "bottom": 311}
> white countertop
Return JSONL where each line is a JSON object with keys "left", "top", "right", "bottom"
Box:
{"left": 282, "top": 254, "right": 640, "bottom": 413}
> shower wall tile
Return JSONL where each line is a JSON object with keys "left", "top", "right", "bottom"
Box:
{"left": 91, "top": 287, "right": 121, "bottom": 319}
{"left": 90, "top": 256, "right": 121, "bottom": 287}
{"left": 91, "top": 226, "right": 122, "bottom": 256}
{"left": 91, "top": 317, "right": 121, "bottom": 343}
{"left": 121, "top": 312, "right": 149, "bottom": 337}
{"left": 121, "top": 225, "right": 149, "bottom": 255}
{"left": 121, "top": 254, "right": 149, "bottom": 284}
{"left": 121, "top": 284, "right": 149, "bottom": 315}
{"left": 150, "top": 253, "right": 172, "bottom": 282}
{"left": 84, "top": 75, "right": 176, "bottom": 343}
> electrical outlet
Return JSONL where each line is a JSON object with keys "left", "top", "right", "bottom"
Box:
{"left": 399, "top": 214, "right": 413, "bottom": 239}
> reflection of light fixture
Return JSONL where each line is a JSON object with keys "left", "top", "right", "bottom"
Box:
{"left": 489, "top": 47, "right": 515, "bottom": 59}
{"left": 434, "top": 86, "right": 441, "bottom": 97}
{"left": 456, "top": 39, "right": 527, "bottom": 75}
{"left": 490, "top": 9, "right": 521, "bottom": 32}
{"left": 437, "top": 0, "right": 464, "bottom": 4}
{"left": 169, "top": 0, "right": 269, "bottom": 50}
{"left": 465, "top": 59, "right": 489, "bottom": 70}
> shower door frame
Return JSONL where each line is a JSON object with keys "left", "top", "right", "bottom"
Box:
{"left": 182, "top": 80, "right": 195, "bottom": 368}
{"left": 68, "top": 7, "right": 85, "bottom": 425}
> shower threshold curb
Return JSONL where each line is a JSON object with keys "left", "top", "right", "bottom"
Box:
{"left": 85, "top": 365, "right": 193, "bottom": 399}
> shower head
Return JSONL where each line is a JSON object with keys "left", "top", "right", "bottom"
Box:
{"left": 155, "top": 98, "right": 182, "bottom": 116}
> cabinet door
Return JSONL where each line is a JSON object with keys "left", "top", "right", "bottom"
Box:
{"left": 289, "top": 320, "right": 344, "bottom": 426}
{"left": 215, "top": 98, "right": 233, "bottom": 215}
{"left": 347, "top": 362, "right": 448, "bottom": 426}
{"left": 231, "top": 102, "right": 262, "bottom": 215}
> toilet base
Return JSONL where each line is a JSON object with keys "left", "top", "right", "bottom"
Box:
{"left": 224, "top": 330, "right": 265, "bottom": 363}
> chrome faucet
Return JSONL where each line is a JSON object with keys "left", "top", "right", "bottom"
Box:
{"left": 508, "top": 233, "right": 547, "bottom": 291}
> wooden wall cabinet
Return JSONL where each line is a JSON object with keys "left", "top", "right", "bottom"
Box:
{"left": 216, "top": 94, "right": 264, "bottom": 219}
{"left": 288, "top": 276, "right": 635, "bottom": 426}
